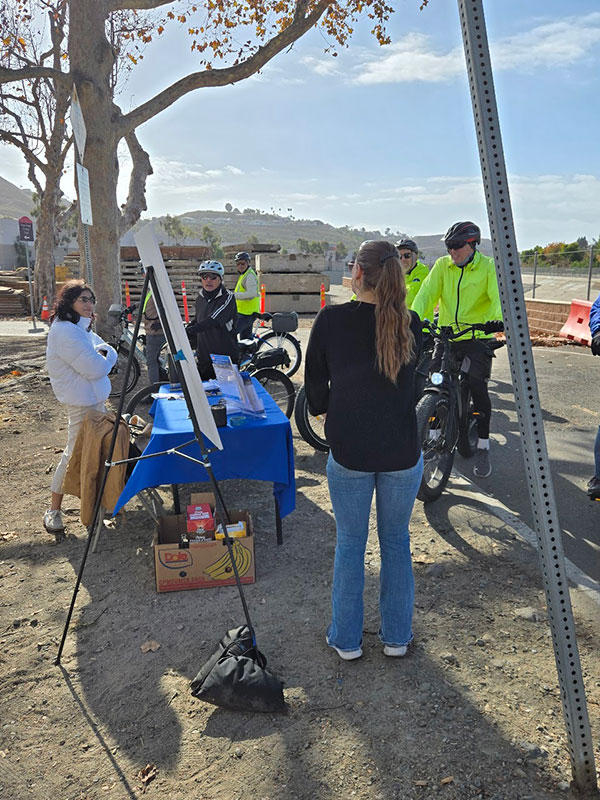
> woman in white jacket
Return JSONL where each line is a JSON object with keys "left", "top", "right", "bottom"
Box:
{"left": 44, "top": 281, "right": 117, "bottom": 534}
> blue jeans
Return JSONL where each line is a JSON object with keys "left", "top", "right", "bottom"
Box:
{"left": 595, "top": 426, "right": 600, "bottom": 477}
{"left": 325, "top": 452, "right": 424, "bottom": 652}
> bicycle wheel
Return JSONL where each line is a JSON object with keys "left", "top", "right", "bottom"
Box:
{"left": 457, "top": 384, "right": 478, "bottom": 458}
{"left": 253, "top": 368, "right": 295, "bottom": 418}
{"left": 256, "top": 331, "right": 302, "bottom": 378}
{"left": 294, "top": 385, "right": 329, "bottom": 452}
{"left": 109, "top": 346, "right": 140, "bottom": 398}
{"left": 125, "top": 381, "right": 169, "bottom": 418}
{"left": 416, "top": 392, "right": 457, "bottom": 503}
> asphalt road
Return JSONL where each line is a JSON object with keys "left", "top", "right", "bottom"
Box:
{"left": 454, "top": 343, "right": 600, "bottom": 583}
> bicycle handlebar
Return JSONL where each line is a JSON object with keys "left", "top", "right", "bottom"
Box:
{"left": 421, "top": 319, "right": 504, "bottom": 338}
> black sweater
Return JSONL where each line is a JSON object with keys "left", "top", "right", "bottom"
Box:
{"left": 304, "top": 302, "right": 422, "bottom": 472}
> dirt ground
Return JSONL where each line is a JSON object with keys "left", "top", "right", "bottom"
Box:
{"left": 1, "top": 333, "right": 599, "bottom": 800}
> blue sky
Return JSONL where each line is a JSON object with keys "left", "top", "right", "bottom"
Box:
{"left": 2, "top": 0, "right": 600, "bottom": 249}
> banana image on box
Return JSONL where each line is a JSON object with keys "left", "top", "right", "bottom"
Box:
{"left": 204, "top": 539, "right": 252, "bottom": 580}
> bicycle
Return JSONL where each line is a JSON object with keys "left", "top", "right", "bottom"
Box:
{"left": 249, "top": 311, "right": 302, "bottom": 378}
{"left": 294, "top": 332, "right": 435, "bottom": 453}
{"left": 107, "top": 303, "right": 169, "bottom": 397}
{"left": 416, "top": 319, "right": 504, "bottom": 502}
{"left": 125, "top": 336, "right": 295, "bottom": 421}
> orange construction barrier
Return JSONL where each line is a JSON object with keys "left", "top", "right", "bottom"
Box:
{"left": 181, "top": 280, "right": 190, "bottom": 323}
{"left": 41, "top": 295, "right": 49, "bottom": 321}
{"left": 320, "top": 282, "right": 326, "bottom": 309}
{"left": 125, "top": 281, "right": 132, "bottom": 322}
{"left": 559, "top": 299, "right": 592, "bottom": 346}
{"left": 259, "top": 284, "right": 266, "bottom": 326}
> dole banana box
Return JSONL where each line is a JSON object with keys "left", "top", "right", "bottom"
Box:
{"left": 154, "top": 492, "right": 254, "bottom": 592}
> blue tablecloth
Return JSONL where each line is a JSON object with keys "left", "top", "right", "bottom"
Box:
{"left": 112, "top": 381, "right": 295, "bottom": 517}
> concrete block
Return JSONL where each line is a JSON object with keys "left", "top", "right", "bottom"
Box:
{"left": 260, "top": 273, "right": 329, "bottom": 294}
{"left": 256, "top": 253, "right": 326, "bottom": 274}
{"left": 263, "top": 293, "right": 324, "bottom": 313}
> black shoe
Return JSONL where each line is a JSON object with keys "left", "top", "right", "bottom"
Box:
{"left": 587, "top": 476, "right": 600, "bottom": 499}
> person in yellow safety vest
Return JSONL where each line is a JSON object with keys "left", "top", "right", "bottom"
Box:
{"left": 395, "top": 238, "right": 429, "bottom": 309}
{"left": 142, "top": 289, "right": 166, "bottom": 386}
{"left": 411, "top": 221, "right": 503, "bottom": 480}
{"left": 348, "top": 240, "right": 427, "bottom": 309}
{"left": 234, "top": 251, "right": 260, "bottom": 339}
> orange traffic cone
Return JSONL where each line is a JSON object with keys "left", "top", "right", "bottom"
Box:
{"left": 320, "top": 283, "right": 326, "bottom": 309}
{"left": 41, "top": 296, "right": 49, "bottom": 321}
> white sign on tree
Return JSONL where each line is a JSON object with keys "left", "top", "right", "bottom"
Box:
{"left": 75, "top": 163, "right": 93, "bottom": 226}
{"left": 71, "top": 85, "right": 87, "bottom": 160}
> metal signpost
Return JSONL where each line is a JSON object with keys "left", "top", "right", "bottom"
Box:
{"left": 18, "top": 215, "right": 42, "bottom": 334}
{"left": 458, "top": 1, "right": 598, "bottom": 794}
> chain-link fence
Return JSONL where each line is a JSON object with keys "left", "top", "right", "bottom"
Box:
{"left": 520, "top": 247, "right": 600, "bottom": 300}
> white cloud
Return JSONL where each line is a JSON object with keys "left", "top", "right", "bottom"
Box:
{"left": 354, "top": 34, "right": 463, "bottom": 85}
{"left": 344, "top": 13, "right": 600, "bottom": 85}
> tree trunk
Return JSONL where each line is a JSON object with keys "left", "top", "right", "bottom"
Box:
{"left": 69, "top": 0, "right": 121, "bottom": 340}
{"left": 35, "top": 176, "right": 61, "bottom": 311}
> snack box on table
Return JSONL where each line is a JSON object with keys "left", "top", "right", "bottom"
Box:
{"left": 154, "top": 492, "right": 254, "bottom": 592}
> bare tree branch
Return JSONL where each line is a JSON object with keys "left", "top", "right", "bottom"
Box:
{"left": 119, "top": 0, "right": 330, "bottom": 135}
{"left": 108, "top": 0, "right": 174, "bottom": 11}
{"left": 0, "top": 131, "right": 46, "bottom": 173}
{"left": 119, "top": 129, "right": 154, "bottom": 235}
{"left": 0, "top": 65, "right": 70, "bottom": 86}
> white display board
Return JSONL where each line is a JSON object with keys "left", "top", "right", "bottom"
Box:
{"left": 134, "top": 224, "right": 223, "bottom": 450}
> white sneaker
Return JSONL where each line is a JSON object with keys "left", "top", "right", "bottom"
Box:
{"left": 383, "top": 645, "right": 407, "bottom": 657}
{"left": 326, "top": 638, "right": 362, "bottom": 660}
{"left": 43, "top": 509, "right": 64, "bottom": 533}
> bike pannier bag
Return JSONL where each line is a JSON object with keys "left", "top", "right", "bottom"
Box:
{"left": 271, "top": 312, "right": 298, "bottom": 333}
{"left": 253, "top": 347, "right": 291, "bottom": 370}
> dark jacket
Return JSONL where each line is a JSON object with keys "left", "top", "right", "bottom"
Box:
{"left": 188, "top": 286, "right": 239, "bottom": 377}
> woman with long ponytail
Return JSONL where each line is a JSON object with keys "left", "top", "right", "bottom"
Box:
{"left": 304, "top": 240, "right": 423, "bottom": 661}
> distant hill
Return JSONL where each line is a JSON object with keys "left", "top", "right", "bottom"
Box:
{"left": 133, "top": 209, "right": 493, "bottom": 263}
{"left": 0, "top": 174, "right": 493, "bottom": 262}
{"left": 0, "top": 176, "right": 34, "bottom": 220}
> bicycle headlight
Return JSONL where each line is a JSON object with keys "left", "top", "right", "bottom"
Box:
{"left": 430, "top": 372, "right": 443, "bottom": 386}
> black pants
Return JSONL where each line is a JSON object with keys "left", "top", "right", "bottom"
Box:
{"left": 237, "top": 313, "right": 257, "bottom": 340}
{"left": 431, "top": 339, "right": 494, "bottom": 439}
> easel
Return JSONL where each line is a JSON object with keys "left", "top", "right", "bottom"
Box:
{"left": 56, "top": 264, "right": 259, "bottom": 665}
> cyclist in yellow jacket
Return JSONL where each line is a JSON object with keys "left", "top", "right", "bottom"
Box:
{"left": 411, "top": 221, "right": 502, "bottom": 479}
{"left": 234, "top": 251, "right": 260, "bottom": 339}
{"left": 349, "top": 239, "right": 428, "bottom": 309}
{"left": 396, "top": 238, "right": 429, "bottom": 309}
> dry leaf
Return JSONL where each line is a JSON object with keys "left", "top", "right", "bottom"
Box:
{"left": 140, "top": 640, "right": 160, "bottom": 653}
{"left": 414, "top": 780, "right": 428, "bottom": 786}
{"left": 440, "top": 775, "right": 454, "bottom": 785}
{"left": 137, "top": 763, "right": 157, "bottom": 793}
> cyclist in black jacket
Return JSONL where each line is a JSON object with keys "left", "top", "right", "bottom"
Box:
{"left": 186, "top": 261, "right": 239, "bottom": 380}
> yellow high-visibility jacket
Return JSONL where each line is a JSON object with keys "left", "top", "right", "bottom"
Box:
{"left": 411, "top": 251, "right": 502, "bottom": 339}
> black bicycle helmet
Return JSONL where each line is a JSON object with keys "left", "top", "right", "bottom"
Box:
{"left": 443, "top": 221, "right": 481, "bottom": 248}
{"left": 235, "top": 251, "right": 251, "bottom": 262}
{"left": 395, "top": 238, "right": 418, "bottom": 253}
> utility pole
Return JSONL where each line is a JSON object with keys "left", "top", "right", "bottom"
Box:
{"left": 458, "top": 0, "right": 598, "bottom": 794}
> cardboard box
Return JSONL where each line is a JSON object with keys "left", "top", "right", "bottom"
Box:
{"left": 154, "top": 493, "right": 254, "bottom": 592}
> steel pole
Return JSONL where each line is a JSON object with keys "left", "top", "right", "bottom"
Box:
{"left": 587, "top": 246, "right": 594, "bottom": 302}
{"left": 532, "top": 252, "right": 538, "bottom": 299}
{"left": 24, "top": 243, "right": 40, "bottom": 333}
{"left": 458, "top": 0, "right": 597, "bottom": 793}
